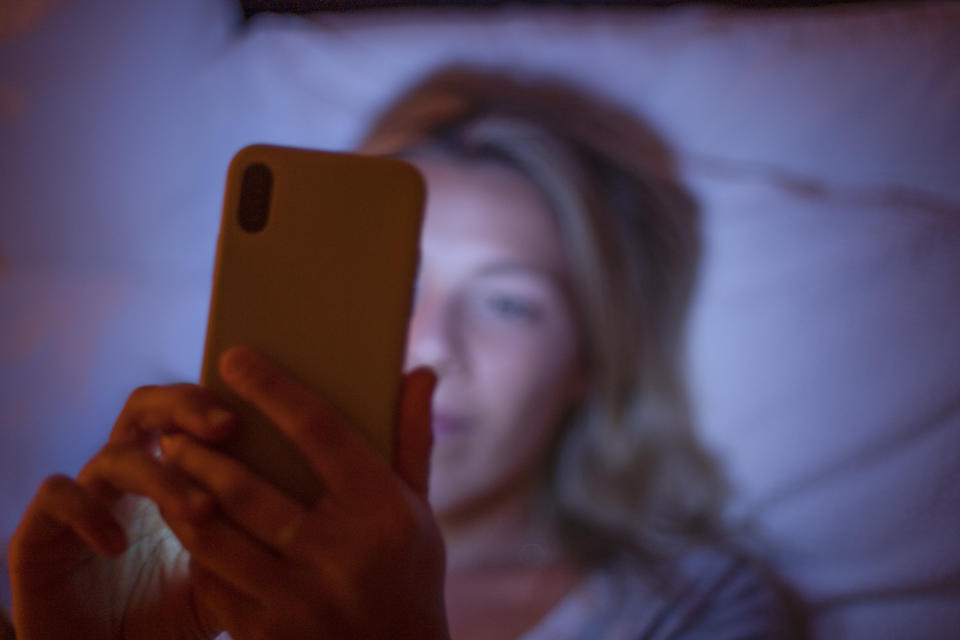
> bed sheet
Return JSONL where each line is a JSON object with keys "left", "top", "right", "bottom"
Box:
{"left": 2, "top": 1, "right": 959, "bottom": 636}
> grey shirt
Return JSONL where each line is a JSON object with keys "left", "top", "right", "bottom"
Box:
{"left": 520, "top": 547, "right": 800, "bottom": 640}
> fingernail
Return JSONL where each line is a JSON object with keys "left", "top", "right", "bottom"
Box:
{"left": 159, "top": 434, "right": 179, "bottom": 458}
{"left": 205, "top": 407, "right": 235, "bottom": 435}
{"left": 418, "top": 367, "right": 438, "bottom": 397}
{"left": 219, "top": 346, "right": 256, "bottom": 379}
{"left": 409, "top": 366, "right": 437, "bottom": 389}
{"left": 424, "top": 367, "right": 438, "bottom": 389}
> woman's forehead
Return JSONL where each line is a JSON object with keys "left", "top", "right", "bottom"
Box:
{"left": 416, "top": 159, "right": 567, "bottom": 272}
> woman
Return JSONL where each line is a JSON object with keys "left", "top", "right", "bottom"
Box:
{"left": 7, "top": 68, "right": 797, "bottom": 639}
{"left": 364, "top": 68, "right": 796, "bottom": 639}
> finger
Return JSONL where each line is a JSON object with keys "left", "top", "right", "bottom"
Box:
{"left": 160, "top": 433, "right": 309, "bottom": 556}
{"left": 393, "top": 367, "right": 436, "bottom": 499}
{"left": 112, "top": 383, "right": 236, "bottom": 445}
{"left": 78, "top": 443, "right": 214, "bottom": 523}
{"left": 164, "top": 510, "right": 296, "bottom": 603}
{"left": 190, "top": 559, "right": 265, "bottom": 639}
{"left": 17, "top": 475, "right": 127, "bottom": 556}
{"left": 192, "top": 559, "right": 333, "bottom": 639}
{"left": 218, "top": 346, "right": 379, "bottom": 494}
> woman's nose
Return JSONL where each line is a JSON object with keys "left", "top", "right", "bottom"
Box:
{"left": 405, "top": 287, "right": 461, "bottom": 377}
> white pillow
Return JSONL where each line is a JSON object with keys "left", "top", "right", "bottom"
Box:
{"left": 2, "top": 1, "right": 958, "bottom": 636}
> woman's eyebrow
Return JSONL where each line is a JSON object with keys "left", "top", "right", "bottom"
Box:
{"left": 477, "top": 260, "right": 559, "bottom": 279}
{"left": 474, "top": 262, "right": 564, "bottom": 281}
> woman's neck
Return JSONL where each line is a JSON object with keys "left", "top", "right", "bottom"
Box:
{"left": 439, "top": 488, "right": 585, "bottom": 640}
{"left": 436, "top": 477, "right": 588, "bottom": 640}
{"left": 437, "top": 477, "right": 564, "bottom": 571}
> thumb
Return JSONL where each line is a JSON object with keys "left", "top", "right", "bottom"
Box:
{"left": 393, "top": 367, "right": 437, "bottom": 499}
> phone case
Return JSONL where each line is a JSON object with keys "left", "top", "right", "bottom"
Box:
{"left": 201, "top": 144, "right": 425, "bottom": 505}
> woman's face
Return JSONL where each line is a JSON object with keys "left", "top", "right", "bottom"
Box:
{"left": 405, "top": 158, "right": 584, "bottom": 520}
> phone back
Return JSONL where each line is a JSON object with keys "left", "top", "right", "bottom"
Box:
{"left": 202, "top": 144, "right": 425, "bottom": 505}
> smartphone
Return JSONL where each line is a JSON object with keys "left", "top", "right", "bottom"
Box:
{"left": 200, "top": 144, "right": 425, "bottom": 505}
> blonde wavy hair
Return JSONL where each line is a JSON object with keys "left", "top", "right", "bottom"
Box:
{"left": 361, "top": 66, "right": 725, "bottom": 565}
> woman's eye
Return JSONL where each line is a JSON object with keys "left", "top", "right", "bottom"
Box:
{"left": 486, "top": 296, "right": 541, "bottom": 322}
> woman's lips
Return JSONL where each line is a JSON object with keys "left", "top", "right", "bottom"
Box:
{"left": 431, "top": 413, "right": 470, "bottom": 439}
